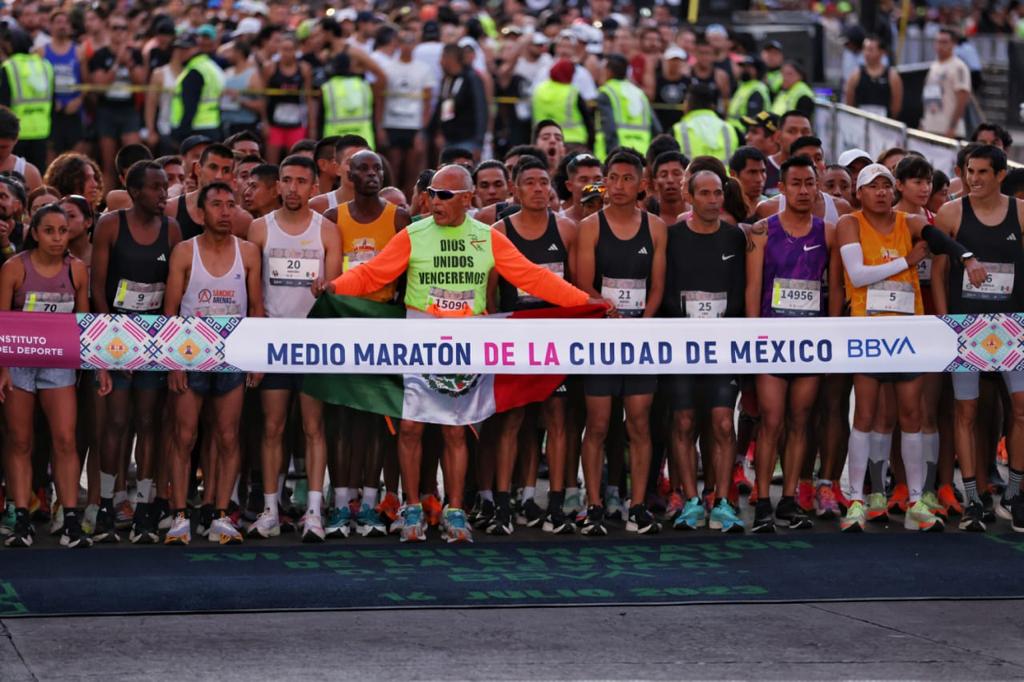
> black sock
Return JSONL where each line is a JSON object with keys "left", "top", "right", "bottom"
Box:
{"left": 14, "top": 507, "right": 28, "bottom": 520}
{"left": 494, "top": 491, "right": 511, "bottom": 511}
{"left": 547, "top": 490, "right": 565, "bottom": 511}
{"left": 63, "top": 507, "right": 79, "bottom": 519}
{"left": 100, "top": 497, "right": 113, "bottom": 510}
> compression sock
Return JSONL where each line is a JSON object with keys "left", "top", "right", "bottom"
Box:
{"left": 847, "top": 429, "right": 870, "bottom": 501}
{"left": 135, "top": 478, "right": 153, "bottom": 506}
{"left": 263, "top": 493, "right": 279, "bottom": 519}
{"left": 605, "top": 485, "right": 620, "bottom": 502}
{"left": 922, "top": 432, "right": 940, "bottom": 492}
{"left": 336, "top": 487, "right": 354, "bottom": 509}
{"left": 362, "top": 486, "right": 378, "bottom": 509}
{"left": 868, "top": 431, "right": 892, "bottom": 497}
{"left": 547, "top": 490, "right": 565, "bottom": 513}
{"left": 901, "top": 431, "right": 926, "bottom": 503}
{"left": 479, "top": 489, "right": 493, "bottom": 503}
{"left": 307, "top": 491, "right": 323, "bottom": 517}
{"left": 1006, "top": 468, "right": 1023, "bottom": 502}
{"left": 963, "top": 477, "right": 983, "bottom": 505}
{"left": 494, "top": 491, "right": 511, "bottom": 512}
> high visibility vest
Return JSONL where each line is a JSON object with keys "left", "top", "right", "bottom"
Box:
{"left": 595, "top": 78, "right": 652, "bottom": 160}
{"left": 672, "top": 109, "right": 738, "bottom": 164}
{"left": 770, "top": 80, "right": 815, "bottom": 116}
{"left": 766, "top": 69, "right": 783, "bottom": 96}
{"left": 170, "top": 54, "right": 224, "bottom": 131}
{"left": 2, "top": 54, "right": 53, "bottom": 140}
{"left": 727, "top": 79, "right": 771, "bottom": 130}
{"left": 321, "top": 76, "right": 375, "bottom": 148}
{"left": 531, "top": 79, "right": 586, "bottom": 144}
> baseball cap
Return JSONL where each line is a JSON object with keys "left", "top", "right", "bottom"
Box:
{"left": 741, "top": 111, "right": 779, "bottom": 133}
{"left": 706, "top": 23, "right": 729, "bottom": 38}
{"left": 581, "top": 183, "right": 606, "bottom": 203}
{"left": 531, "top": 32, "right": 550, "bottom": 46}
{"left": 663, "top": 46, "right": 688, "bottom": 61}
{"left": 196, "top": 24, "right": 217, "bottom": 39}
{"left": 172, "top": 32, "right": 198, "bottom": 49}
{"left": 837, "top": 148, "right": 873, "bottom": 167}
{"left": 763, "top": 39, "right": 783, "bottom": 51}
{"left": 355, "top": 10, "right": 379, "bottom": 24}
{"left": 855, "top": 163, "right": 896, "bottom": 190}
{"left": 154, "top": 17, "right": 176, "bottom": 36}
{"left": 231, "top": 17, "right": 262, "bottom": 38}
{"left": 235, "top": 0, "right": 269, "bottom": 15}
{"left": 180, "top": 134, "right": 213, "bottom": 157}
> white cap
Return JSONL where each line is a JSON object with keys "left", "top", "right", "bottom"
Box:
{"left": 663, "top": 46, "right": 688, "bottom": 61}
{"left": 336, "top": 8, "right": 358, "bottom": 22}
{"left": 531, "top": 32, "right": 550, "bottom": 46}
{"left": 586, "top": 42, "right": 603, "bottom": 55}
{"left": 457, "top": 36, "right": 476, "bottom": 49}
{"left": 558, "top": 28, "right": 579, "bottom": 43}
{"left": 855, "top": 163, "right": 896, "bottom": 191}
{"left": 231, "top": 17, "right": 262, "bottom": 38}
{"left": 235, "top": 0, "right": 269, "bottom": 16}
{"left": 837, "top": 148, "right": 872, "bottom": 167}
{"left": 706, "top": 23, "right": 729, "bottom": 38}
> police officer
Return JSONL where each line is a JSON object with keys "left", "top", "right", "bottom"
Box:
{"left": 0, "top": 28, "right": 53, "bottom": 170}
{"left": 320, "top": 53, "right": 375, "bottom": 148}
{"left": 170, "top": 33, "right": 225, "bottom": 143}
{"left": 727, "top": 56, "right": 771, "bottom": 133}
{"left": 673, "top": 84, "right": 738, "bottom": 164}
{"left": 532, "top": 59, "right": 591, "bottom": 147}
{"left": 594, "top": 53, "right": 659, "bottom": 161}
{"left": 770, "top": 61, "right": 815, "bottom": 118}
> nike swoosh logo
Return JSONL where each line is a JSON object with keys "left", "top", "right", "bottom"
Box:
{"left": 721, "top": 254, "right": 736, "bottom": 261}
{"left": 803, "top": 244, "right": 822, "bottom": 252}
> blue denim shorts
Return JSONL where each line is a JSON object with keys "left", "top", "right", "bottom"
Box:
{"left": 8, "top": 367, "right": 77, "bottom": 393}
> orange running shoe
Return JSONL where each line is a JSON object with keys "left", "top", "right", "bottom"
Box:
{"left": 665, "top": 491, "right": 685, "bottom": 520}
{"left": 998, "top": 436, "right": 1008, "bottom": 466}
{"left": 421, "top": 493, "right": 443, "bottom": 527}
{"left": 732, "top": 462, "right": 753, "bottom": 495}
{"left": 797, "top": 480, "right": 815, "bottom": 513}
{"left": 831, "top": 480, "right": 851, "bottom": 512}
{"left": 937, "top": 484, "right": 963, "bottom": 517}
{"left": 887, "top": 483, "right": 909, "bottom": 514}
{"left": 748, "top": 486, "right": 759, "bottom": 505}
{"left": 375, "top": 491, "right": 401, "bottom": 523}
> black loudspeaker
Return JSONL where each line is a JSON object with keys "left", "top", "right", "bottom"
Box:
{"left": 730, "top": 13, "right": 824, "bottom": 83}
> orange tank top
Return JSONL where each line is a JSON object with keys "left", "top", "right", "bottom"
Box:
{"left": 338, "top": 201, "right": 398, "bottom": 303}
{"left": 845, "top": 210, "right": 923, "bottom": 317}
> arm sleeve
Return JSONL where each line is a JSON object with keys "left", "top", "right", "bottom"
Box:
{"left": 596, "top": 93, "right": 617, "bottom": 152}
{"left": 840, "top": 242, "right": 909, "bottom": 288}
{"left": 330, "top": 229, "right": 412, "bottom": 296}
{"left": 922, "top": 224, "right": 969, "bottom": 260}
{"left": 491, "top": 230, "right": 589, "bottom": 307}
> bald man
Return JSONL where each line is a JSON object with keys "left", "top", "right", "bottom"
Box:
{"left": 321, "top": 165, "right": 607, "bottom": 543}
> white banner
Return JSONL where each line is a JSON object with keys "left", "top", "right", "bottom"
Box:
{"left": 864, "top": 117, "right": 908, "bottom": 160}
{"left": 835, "top": 108, "right": 867, "bottom": 157}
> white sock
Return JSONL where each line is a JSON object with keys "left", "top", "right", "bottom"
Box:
{"left": 605, "top": 485, "right": 619, "bottom": 501}
{"left": 277, "top": 474, "right": 286, "bottom": 501}
{"left": 868, "top": 432, "right": 892, "bottom": 498}
{"left": 113, "top": 490, "right": 127, "bottom": 506}
{"left": 923, "top": 431, "right": 940, "bottom": 492}
{"left": 230, "top": 475, "right": 240, "bottom": 505}
{"left": 362, "top": 487, "right": 378, "bottom": 509}
{"left": 847, "top": 429, "right": 871, "bottom": 501}
{"left": 263, "top": 493, "right": 279, "bottom": 519}
{"left": 100, "top": 473, "right": 116, "bottom": 500}
{"left": 135, "top": 479, "right": 153, "bottom": 504}
{"left": 902, "top": 431, "right": 926, "bottom": 503}
{"left": 522, "top": 486, "right": 536, "bottom": 502}
{"left": 479, "top": 490, "right": 493, "bottom": 503}
{"left": 336, "top": 487, "right": 354, "bottom": 508}
{"left": 307, "top": 491, "right": 323, "bottom": 517}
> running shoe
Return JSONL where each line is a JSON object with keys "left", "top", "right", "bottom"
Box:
{"left": 244, "top": 488, "right": 262, "bottom": 524}
{"left": 606, "top": 490, "right": 624, "bottom": 521}
{"left": 209, "top": 515, "right": 243, "bottom": 544}
{"left": 27, "top": 488, "right": 43, "bottom": 520}
{"left": 748, "top": 486, "right": 759, "bottom": 505}
{"left": 775, "top": 496, "right": 813, "bottom": 530}
{"left": 958, "top": 501, "right": 987, "bottom": 532}
{"left": 92, "top": 504, "right": 120, "bottom": 543}
{"left": 937, "top": 484, "right": 963, "bottom": 517}
{"left": 996, "top": 494, "right": 1015, "bottom": 521}
{"left": 399, "top": 504, "right": 427, "bottom": 543}
{"left": 82, "top": 503, "right": 98, "bottom": 535}
{"left": 542, "top": 507, "right": 575, "bottom": 535}
{"left": 516, "top": 498, "right": 545, "bottom": 528}
{"left": 49, "top": 503, "right": 63, "bottom": 535}
{"left": 709, "top": 499, "right": 744, "bottom": 533}
{"left": 887, "top": 483, "right": 909, "bottom": 514}
{"left": 0, "top": 502, "right": 16, "bottom": 537}
{"left": 665, "top": 491, "right": 685, "bottom": 521}
{"left": 355, "top": 504, "right": 387, "bottom": 537}
{"left": 195, "top": 504, "right": 216, "bottom": 538}
{"left": 325, "top": 506, "right": 353, "bottom": 539}
{"left": 673, "top": 497, "right": 706, "bottom": 531}
{"left": 866, "top": 492, "right": 889, "bottom": 523}
{"left": 4, "top": 512, "right": 33, "bottom": 548}
{"left": 751, "top": 499, "right": 775, "bottom": 534}
{"left": 1012, "top": 496, "right": 1024, "bottom": 533}
{"left": 443, "top": 507, "right": 473, "bottom": 543}
{"left": 831, "top": 481, "right": 851, "bottom": 512}
{"left": 60, "top": 514, "right": 92, "bottom": 548}
{"left": 115, "top": 499, "right": 134, "bottom": 530}
{"left": 376, "top": 492, "right": 402, "bottom": 526}
{"left": 626, "top": 504, "right": 662, "bottom": 534}
{"left": 580, "top": 505, "right": 608, "bottom": 536}
{"left": 129, "top": 503, "right": 159, "bottom": 545}
{"left": 796, "top": 480, "right": 815, "bottom": 513}
{"left": 164, "top": 512, "right": 191, "bottom": 545}
{"left": 421, "top": 494, "right": 443, "bottom": 527}
{"left": 562, "top": 490, "right": 584, "bottom": 518}
{"left": 732, "top": 462, "right": 753, "bottom": 495}
{"left": 904, "top": 499, "right": 944, "bottom": 532}
{"left": 471, "top": 498, "right": 495, "bottom": 530}
{"left": 981, "top": 491, "right": 996, "bottom": 523}
{"left": 840, "top": 500, "right": 866, "bottom": 533}
{"left": 815, "top": 483, "right": 841, "bottom": 520}
{"left": 487, "top": 501, "right": 514, "bottom": 536}
{"left": 646, "top": 491, "right": 667, "bottom": 515}
{"left": 301, "top": 512, "right": 326, "bottom": 543}
{"left": 247, "top": 510, "right": 282, "bottom": 539}
{"left": 921, "top": 490, "right": 946, "bottom": 521}
{"left": 227, "top": 501, "right": 243, "bottom": 530}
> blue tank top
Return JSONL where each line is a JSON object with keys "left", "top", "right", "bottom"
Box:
{"left": 760, "top": 214, "right": 828, "bottom": 317}
{"left": 44, "top": 42, "right": 81, "bottom": 108}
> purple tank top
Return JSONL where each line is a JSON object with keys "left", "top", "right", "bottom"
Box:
{"left": 13, "top": 252, "right": 75, "bottom": 313}
{"left": 760, "top": 214, "right": 828, "bottom": 317}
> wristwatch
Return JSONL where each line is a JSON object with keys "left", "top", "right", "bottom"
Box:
{"left": 960, "top": 251, "right": 975, "bottom": 263}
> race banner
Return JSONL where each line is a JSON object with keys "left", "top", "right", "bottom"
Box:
{"left": 2, "top": 309, "right": 1023, "bottom": 375}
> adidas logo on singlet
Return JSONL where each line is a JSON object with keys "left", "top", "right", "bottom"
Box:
{"left": 1008, "top": 233, "right": 1018, "bottom": 241}
{"left": 157, "top": 254, "right": 167, "bottom": 262}
{"left": 548, "top": 243, "right": 560, "bottom": 251}
{"left": 638, "top": 246, "right": 649, "bottom": 254}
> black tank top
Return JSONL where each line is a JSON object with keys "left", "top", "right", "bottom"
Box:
{"left": 267, "top": 64, "right": 304, "bottom": 129}
{"left": 594, "top": 209, "right": 653, "bottom": 317}
{"left": 948, "top": 196, "right": 1024, "bottom": 314}
{"left": 498, "top": 212, "right": 568, "bottom": 312}
{"left": 105, "top": 209, "right": 171, "bottom": 312}
{"left": 665, "top": 220, "right": 746, "bottom": 319}
{"left": 654, "top": 65, "right": 688, "bottom": 131}
{"left": 854, "top": 65, "right": 891, "bottom": 112}
{"left": 691, "top": 68, "right": 721, "bottom": 109}
{"left": 176, "top": 194, "right": 202, "bottom": 240}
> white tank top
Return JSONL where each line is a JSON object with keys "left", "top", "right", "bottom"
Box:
{"left": 779, "top": 191, "right": 840, "bottom": 224}
{"left": 157, "top": 67, "right": 177, "bottom": 136}
{"left": 180, "top": 236, "right": 247, "bottom": 317}
{"left": 13, "top": 155, "right": 26, "bottom": 176}
{"left": 262, "top": 210, "right": 325, "bottom": 318}
{"left": 326, "top": 191, "right": 339, "bottom": 211}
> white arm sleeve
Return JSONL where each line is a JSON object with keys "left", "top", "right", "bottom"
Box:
{"left": 840, "top": 243, "right": 910, "bottom": 288}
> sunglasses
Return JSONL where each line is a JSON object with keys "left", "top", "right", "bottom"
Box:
{"left": 427, "top": 187, "right": 472, "bottom": 200}
{"left": 568, "top": 153, "right": 597, "bottom": 171}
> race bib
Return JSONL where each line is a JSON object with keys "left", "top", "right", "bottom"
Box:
{"left": 195, "top": 302, "right": 242, "bottom": 317}
{"left": 866, "top": 280, "right": 916, "bottom": 315}
{"left": 343, "top": 238, "right": 378, "bottom": 272}
{"left": 771, "top": 277, "right": 820, "bottom": 316}
{"left": 114, "top": 279, "right": 164, "bottom": 312}
{"left": 273, "top": 102, "right": 303, "bottom": 126}
{"left": 517, "top": 262, "right": 565, "bottom": 302}
{"left": 440, "top": 98, "right": 456, "bottom": 122}
{"left": 268, "top": 250, "right": 320, "bottom": 287}
{"left": 602, "top": 276, "right": 646, "bottom": 317}
{"left": 22, "top": 291, "right": 74, "bottom": 313}
{"left": 917, "top": 257, "right": 932, "bottom": 285}
{"left": 54, "top": 71, "right": 76, "bottom": 94}
{"left": 682, "top": 290, "right": 727, "bottom": 319}
{"left": 427, "top": 287, "right": 474, "bottom": 316}
{"left": 963, "top": 261, "right": 1014, "bottom": 300}
{"left": 922, "top": 83, "right": 942, "bottom": 108}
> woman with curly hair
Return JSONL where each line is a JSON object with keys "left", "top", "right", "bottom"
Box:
{"left": 43, "top": 153, "right": 103, "bottom": 210}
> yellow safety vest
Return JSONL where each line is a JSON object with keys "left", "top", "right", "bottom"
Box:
{"left": 770, "top": 80, "right": 815, "bottom": 116}
{"left": 727, "top": 79, "right": 771, "bottom": 131}
{"left": 531, "top": 79, "right": 586, "bottom": 144}
{"left": 2, "top": 54, "right": 53, "bottom": 140}
{"left": 170, "top": 54, "right": 224, "bottom": 132}
{"left": 672, "top": 109, "right": 738, "bottom": 164}
{"left": 595, "top": 79, "right": 652, "bottom": 161}
{"left": 322, "top": 76, "right": 375, "bottom": 147}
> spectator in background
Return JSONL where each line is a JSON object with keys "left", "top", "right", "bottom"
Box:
{"left": 971, "top": 122, "right": 1013, "bottom": 151}
{"left": 532, "top": 60, "right": 593, "bottom": 154}
{"left": 382, "top": 25, "right": 434, "bottom": 198}
{"left": 652, "top": 46, "right": 690, "bottom": 133}
{"left": 770, "top": 62, "right": 815, "bottom": 118}
{"left": 920, "top": 28, "right": 972, "bottom": 138}
{"left": 220, "top": 38, "right": 264, "bottom": 140}
{"left": 263, "top": 33, "right": 314, "bottom": 164}
{"left": 844, "top": 35, "right": 902, "bottom": 119}
{"left": 0, "top": 28, "right": 53, "bottom": 174}
{"left": 430, "top": 43, "right": 488, "bottom": 161}
{"left": 595, "top": 53, "right": 660, "bottom": 161}
{"left": 761, "top": 40, "right": 785, "bottom": 96}
{"left": 39, "top": 9, "right": 89, "bottom": 160}
{"left": 690, "top": 33, "right": 731, "bottom": 114}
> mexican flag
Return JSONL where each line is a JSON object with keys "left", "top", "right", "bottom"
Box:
{"left": 302, "top": 295, "right": 602, "bottom": 425}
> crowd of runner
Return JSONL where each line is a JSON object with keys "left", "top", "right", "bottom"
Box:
{"left": 0, "top": 1, "right": 1023, "bottom": 548}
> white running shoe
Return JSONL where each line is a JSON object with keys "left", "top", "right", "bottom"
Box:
{"left": 49, "top": 504, "right": 64, "bottom": 536}
{"left": 247, "top": 510, "right": 281, "bottom": 539}
{"left": 209, "top": 516, "right": 243, "bottom": 544}
{"left": 301, "top": 512, "right": 326, "bottom": 543}
{"left": 163, "top": 513, "right": 191, "bottom": 545}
